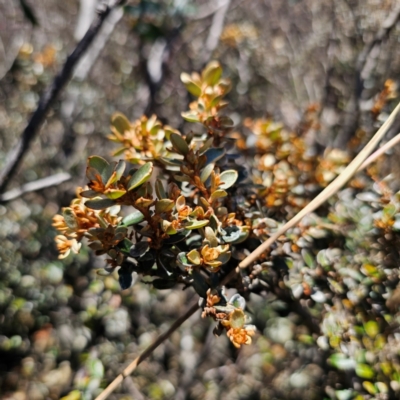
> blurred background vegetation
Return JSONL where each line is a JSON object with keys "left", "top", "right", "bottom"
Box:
{"left": 1, "top": 0, "right": 400, "bottom": 399}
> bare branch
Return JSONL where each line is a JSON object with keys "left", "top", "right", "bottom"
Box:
{"left": 0, "top": 0, "right": 127, "bottom": 194}
{"left": 95, "top": 301, "right": 200, "bottom": 400}
{"left": 201, "top": 0, "right": 231, "bottom": 64}
{"left": 0, "top": 172, "right": 71, "bottom": 203}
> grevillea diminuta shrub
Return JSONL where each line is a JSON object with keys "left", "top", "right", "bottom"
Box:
{"left": 53, "top": 62, "right": 400, "bottom": 398}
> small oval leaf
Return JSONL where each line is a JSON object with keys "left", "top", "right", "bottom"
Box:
{"left": 219, "top": 170, "right": 238, "bottom": 189}
{"left": 111, "top": 112, "right": 131, "bottom": 135}
{"left": 170, "top": 133, "right": 189, "bottom": 155}
{"left": 184, "top": 220, "right": 209, "bottom": 230}
{"left": 129, "top": 241, "right": 150, "bottom": 258}
{"left": 121, "top": 210, "right": 144, "bottom": 226}
{"left": 85, "top": 198, "right": 116, "bottom": 210}
{"left": 155, "top": 199, "right": 175, "bottom": 214}
{"left": 210, "top": 189, "right": 227, "bottom": 202}
{"left": 200, "top": 163, "right": 215, "bottom": 183}
{"left": 180, "top": 72, "right": 202, "bottom": 97}
{"left": 202, "top": 61, "right": 222, "bottom": 86}
{"left": 128, "top": 162, "right": 153, "bottom": 191}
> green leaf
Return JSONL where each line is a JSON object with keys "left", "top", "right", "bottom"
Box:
{"left": 127, "top": 162, "right": 153, "bottom": 191}
{"left": 62, "top": 208, "right": 78, "bottom": 229}
{"left": 383, "top": 203, "right": 397, "bottom": 220}
{"left": 180, "top": 72, "right": 202, "bottom": 97}
{"left": 129, "top": 241, "right": 150, "bottom": 258}
{"left": 229, "top": 293, "right": 246, "bottom": 310}
{"left": 362, "top": 381, "right": 377, "bottom": 395}
{"left": 157, "top": 157, "right": 183, "bottom": 167}
{"left": 111, "top": 112, "right": 131, "bottom": 135}
{"left": 219, "top": 170, "right": 238, "bottom": 189}
{"left": 106, "top": 160, "right": 126, "bottom": 187}
{"left": 218, "top": 116, "right": 234, "bottom": 128}
{"left": 187, "top": 249, "right": 201, "bottom": 265}
{"left": 210, "top": 189, "right": 227, "bottom": 202}
{"left": 184, "top": 220, "right": 209, "bottom": 230}
{"left": 79, "top": 189, "right": 98, "bottom": 198}
{"left": 85, "top": 198, "right": 116, "bottom": 210}
{"left": 117, "top": 238, "right": 133, "bottom": 256}
{"left": 200, "top": 163, "right": 215, "bottom": 183}
{"left": 177, "top": 252, "right": 192, "bottom": 269}
{"left": 96, "top": 269, "right": 112, "bottom": 276}
{"left": 155, "top": 199, "right": 175, "bottom": 214}
{"left": 222, "top": 226, "right": 241, "bottom": 243}
{"left": 202, "top": 61, "right": 222, "bottom": 86}
{"left": 173, "top": 174, "right": 190, "bottom": 182}
{"left": 155, "top": 179, "right": 166, "bottom": 199}
{"left": 88, "top": 359, "right": 104, "bottom": 379}
{"left": 205, "top": 226, "right": 218, "bottom": 247}
{"left": 204, "top": 148, "right": 225, "bottom": 164}
{"left": 198, "top": 137, "right": 214, "bottom": 155}
{"left": 329, "top": 353, "right": 355, "bottom": 370}
{"left": 170, "top": 133, "right": 189, "bottom": 155}
{"left": 88, "top": 156, "right": 109, "bottom": 182}
{"left": 181, "top": 111, "right": 201, "bottom": 123}
{"left": 216, "top": 251, "right": 231, "bottom": 265}
{"left": 302, "top": 249, "right": 315, "bottom": 268}
{"left": 121, "top": 210, "right": 144, "bottom": 226}
{"left": 356, "top": 363, "right": 375, "bottom": 379}
{"left": 364, "top": 321, "right": 379, "bottom": 339}
{"left": 104, "top": 189, "right": 126, "bottom": 200}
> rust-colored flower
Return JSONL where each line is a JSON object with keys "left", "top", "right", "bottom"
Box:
{"left": 108, "top": 114, "right": 177, "bottom": 164}
{"left": 175, "top": 195, "right": 192, "bottom": 221}
{"left": 200, "top": 244, "right": 230, "bottom": 272}
{"left": 52, "top": 189, "right": 122, "bottom": 258}
{"left": 55, "top": 235, "right": 81, "bottom": 259}
{"left": 221, "top": 308, "right": 256, "bottom": 348}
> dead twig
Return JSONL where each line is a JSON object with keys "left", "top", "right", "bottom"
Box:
{"left": 0, "top": 0, "right": 126, "bottom": 194}
{"left": 0, "top": 172, "right": 71, "bottom": 203}
{"left": 95, "top": 301, "right": 200, "bottom": 400}
{"left": 201, "top": 0, "right": 231, "bottom": 65}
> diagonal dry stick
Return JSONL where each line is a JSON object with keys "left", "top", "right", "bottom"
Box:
{"left": 0, "top": 0, "right": 126, "bottom": 194}
{"left": 236, "top": 101, "right": 400, "bottom": 270}
{"left": 95, "top": 101, "right": 400, "bottom": 400}
{"left": 95, "top": 301, "right": 200, "bottom": 400}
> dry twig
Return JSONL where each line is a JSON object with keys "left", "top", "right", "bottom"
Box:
{"left": 0, "top": 172, "right": 71, "bottom": 203}
{"left": 0, "top": 0, "right": 126, "bottom": 194}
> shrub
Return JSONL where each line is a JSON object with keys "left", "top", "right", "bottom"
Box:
{"left": 53, "top": 61, "right": 400, "bottom": 398}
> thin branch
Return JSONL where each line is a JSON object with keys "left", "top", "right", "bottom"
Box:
{"left": 360, "top": 131, "right": 400, "bottom": 171}
{"left": 95, "top": 301, "right": 200, "bottom": 400}
{"left": 0, "top": 0, "right": 126, "bottom": 194}
{"left": 201, "top": 0, "right": 231, "bottom": 65}
{"left": 0, "top": 172, "right": 71, "bottom": 203}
